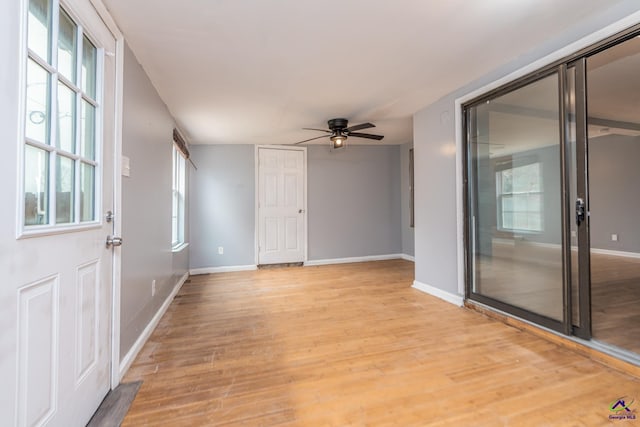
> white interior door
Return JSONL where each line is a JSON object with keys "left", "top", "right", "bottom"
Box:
{"left": 0, "top": 1, "right": 117, "bottom": 425}
{"left": 258, "top": 147, "right": 306, "bottom": 265}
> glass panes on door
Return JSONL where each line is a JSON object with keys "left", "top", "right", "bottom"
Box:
{"left": 28, "top": 0, "right": 50, "bottom": 62}
{"left": 57, "top": 9, "right": 77, "bottom": 82}
{"left": 24, "top": 145, "right": 49, "bottom": 225}
{"left": 57, "top": 81, "right": 76, "bottom": 152}
{"left": 26, "top": 59, "right": 49, "bottom": 143}
{"left": 24, "top": 0, "right": 99, "bottom": 228}
{"left": 466, "top": 73, "right": 564, "bottom": 323}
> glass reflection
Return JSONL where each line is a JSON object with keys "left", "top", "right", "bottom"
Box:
{"left": 57, "top": 82, "right": 76, "bottom": 153}
{"left": 81, "top": 100, "right": 95, "bottom": 160}
{"left": 82, "top": 36, "right": 97, "bottom": 99}
{"left": 587, "top": 37, "right": 640, "bottom": 354}
{"left": 80, "top": 162, "right": 95, "bottom": 222}
{"left": 56, "top": 155, "right": 74, "bottom": 224}
{"left": 24, "top": 145, "right": 49, "bottom": 225}
{"left": 26, "top": 59, "right": 49, "bottom": 144}
{"left": 468, "top": 73, "right": 564, "bottom": 321}
{"left": 28, "top": 0, "right": 50, "bottom": 63}
{"left": 58, "top": 9, "right": 76, "bottom": 82}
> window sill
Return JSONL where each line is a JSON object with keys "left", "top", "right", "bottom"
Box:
{"left": 172, "top": 242, "right": 189, "bottom": 253}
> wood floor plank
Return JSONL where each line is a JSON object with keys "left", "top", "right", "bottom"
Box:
{"left": 122, "top": 260, "right": 640, "bottom": 426}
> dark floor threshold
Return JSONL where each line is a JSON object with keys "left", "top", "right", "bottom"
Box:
{"left": 258, "top": 262, "right": 304, "bottom": 269}
{"left": 86, "top": 381, "right": 142, "bottom": 427}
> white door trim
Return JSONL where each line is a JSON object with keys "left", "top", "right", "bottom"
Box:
{"left": 88, "top": 0, "right": 125, "bottom": 388}
{"left": 254, "top": 145, "right": 308, "bottom": 265}
{"left": 110, "top": 36, "right": 124, "bottom": 387}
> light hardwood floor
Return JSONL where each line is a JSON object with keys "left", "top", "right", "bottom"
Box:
{"left": 591, "top": 252, "right": 640, "bottom": 354}
{"left": 122, "top": 260, "right": 640, "bottom": 426}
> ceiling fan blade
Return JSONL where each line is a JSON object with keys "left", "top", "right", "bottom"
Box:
{"left": 302, "top": 127, "right": 332, "bottom": 133}
{"left": 292, "top": 135, "right": 328, "bottom": 145}
{"left": 346, "top": 122, "right": 375, "bottom": 132}
{"left": 348, "top": 132, "right": 384, "bottom": 141}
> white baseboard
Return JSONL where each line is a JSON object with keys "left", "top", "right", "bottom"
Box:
{"left": 494, "top": 239, "right": 640, "bottom": 259}
{"left": 118, "top": 272, "right": 188, "bottom": 380}
{"left": 412, "top": 280, "right": 464, "bottom": 307}
{"left": 191, "top": 256, "right": 414, "bottom": 273}
{"left": 400, "top": 254, "right": 415, "bottom": 262}
{"left": 590, "top": 248, "right": 640, "bottom": 259}
{"left": 527, "top": 241, "right": 562, "bottom": 250}
{"left": 189, "top": 265, "right": 258, "bottom": 275}
{"left": 304, "top": 253, "right": 406, "bottom": 267}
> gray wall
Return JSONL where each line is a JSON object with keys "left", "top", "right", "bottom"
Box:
{"left": 413, "top": 2, "right": 640, "bottom": 295}
{"left": 120, "top": 43, "right": 189, "bottom": 360}
{"left": 307, "top": 145, "right": 402, "bottom": 260}
{"left": 189, "top": 144, "right": 404, "bottom": 268}
{"left": 189, "top": 145, "right": 255, "bottom": 269}
{"left": 400, "top": 142, "right": 415, "bottom": 257}
{"left": 589, "top": 135, "right": 640, "bottom": 253}
{"left": 413, "top": 103, "right": 459, "bottom": 292}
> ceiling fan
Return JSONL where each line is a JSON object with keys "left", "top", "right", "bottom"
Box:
{"left": 293, "top": 118, "right": 384, "bottom": 149}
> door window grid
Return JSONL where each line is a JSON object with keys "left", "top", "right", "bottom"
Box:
{"left": 23, "top": 0, "right": 100, "bottom": 230}
{"left": 172, "top": 145, "right": 186, "bottom": 248}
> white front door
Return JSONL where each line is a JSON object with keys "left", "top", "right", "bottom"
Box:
{"left": 258, "top": 147, "right": 306, "bottom": 265}
{"left": 0, "top": 0, "right": 117, "bottom": 425}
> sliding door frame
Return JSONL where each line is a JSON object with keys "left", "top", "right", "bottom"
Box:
{"left": 462, "top": 23, "right": 640, "bottom": 340}
{"left": 570, "top": 58, "right": 592, "bottom": 339}
{"left": 559, "top": 63, "right": 573, "bottom": 336}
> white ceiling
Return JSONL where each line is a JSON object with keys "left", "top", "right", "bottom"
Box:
{"left": 102, "top": 0, "right": 632, "bottom": 146}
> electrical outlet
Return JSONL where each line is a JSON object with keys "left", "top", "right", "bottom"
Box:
{"left": 611, "top": 234, "right": 618, "bottom": 242}
{"left": 151, "top": 279, "right": 156, "bottom": 297}
{"left": 218, "top": 246, "right": 224, "bottom": 255}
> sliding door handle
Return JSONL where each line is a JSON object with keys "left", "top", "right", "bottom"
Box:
{"left": 575, "top": 198, "right": 585, "bottom": 226}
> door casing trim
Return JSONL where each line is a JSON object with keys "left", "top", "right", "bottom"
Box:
{"left": 88, "top": 0, "right": 125, "bottom": 389}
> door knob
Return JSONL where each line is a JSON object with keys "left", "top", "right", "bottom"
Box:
{"left": 106, "top": 235, "right": 123, "bottom": 248}
{"left": 298, "top": 209, "right": 305, "bottom": 213}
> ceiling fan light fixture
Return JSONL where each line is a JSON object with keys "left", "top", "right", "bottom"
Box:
{"left": 293, "top": 118, "right": 382, "bottom": 146}
{"left": 330, "top": 131, "right": 347, "bottom": 149}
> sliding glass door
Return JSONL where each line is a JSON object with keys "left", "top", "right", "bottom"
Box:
{"left": 465, "top": 72, "right": 566, "bottom": 330}
{"left": 464, "top": 28, "right": 640, "bottom": 356}
{"left": 585, "top": 36, "right": 640, "bottom": 354}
